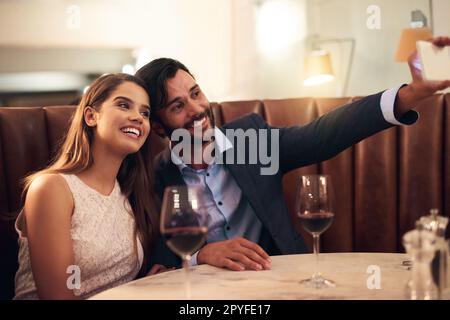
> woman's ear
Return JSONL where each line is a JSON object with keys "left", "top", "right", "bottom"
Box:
{"left": 84, "top": 106, "right": 97, "bottom": 127}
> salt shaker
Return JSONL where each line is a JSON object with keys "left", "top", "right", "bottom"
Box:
{"left": 402, "top": 224, "right": 438, "bottom": 300}
{"left": 419, "top": 209, "right": 449, "bottom": 299}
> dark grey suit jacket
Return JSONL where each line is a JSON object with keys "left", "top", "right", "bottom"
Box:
{"left": 149, "top": 91, "right": 417, "bottom": 268}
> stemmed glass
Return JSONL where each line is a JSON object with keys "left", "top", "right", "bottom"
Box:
{"left": 296, "top": 175, "right": 335, "bottom": 289}
{"left": 160, "top": 185, "right": 208, "bottom": 299}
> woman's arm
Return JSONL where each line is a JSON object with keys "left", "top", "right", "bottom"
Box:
{"left": 24, "top": 174, "right": 79, "bottom": 299}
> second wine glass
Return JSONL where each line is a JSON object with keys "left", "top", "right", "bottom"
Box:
{"left": 296, "top": 175, "right": 335, "bottom": 289}
{"left": 160, "top": 185, "right": 208, "bottom": 299}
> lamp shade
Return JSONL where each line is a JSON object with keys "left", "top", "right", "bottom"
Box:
{"left": 303, "top": 50, "right": 335, "bottom": 86}
{"left": 395, "top": 27, "right": 433, "bottom": 62}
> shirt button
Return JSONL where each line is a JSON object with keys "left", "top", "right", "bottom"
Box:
{"left": 218, "top": 201, "right": 223, "bottom": 206}
{"left": 206, "top": 173, "right": 210, "bottom": 177}
{"left": 226, "top": 226, "right": 231, "bottom": 231}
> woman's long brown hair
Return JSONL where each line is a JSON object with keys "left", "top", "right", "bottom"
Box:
{"left": 22, "top": 73, "right": 159, "bottom": 276}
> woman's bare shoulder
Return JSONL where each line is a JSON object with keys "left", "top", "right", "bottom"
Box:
{"left": 25, "top": 173, "right": 74, "bottom": 218}
{"left": 28, "top": 173, "right": 72, "bottom": 197}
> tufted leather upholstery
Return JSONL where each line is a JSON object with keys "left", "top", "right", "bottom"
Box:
{"left": 1, "top": 95, "right": 449, "bottom": 299}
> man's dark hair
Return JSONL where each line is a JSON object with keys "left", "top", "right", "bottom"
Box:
{"left": 135, "top": 58, "right": 194, "bottom": 116}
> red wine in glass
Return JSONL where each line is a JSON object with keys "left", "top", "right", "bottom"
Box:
{"left": 163, "top": 226, "right": 207, "bottom": 258}
{"left": 296, "top": 175, "right": 336, "bottom": 289}
{"left": 160, "top": 186, "right": 208, "bottom": 299}
{"left": 298, "top": 212, "right": 334, "bottom": 235}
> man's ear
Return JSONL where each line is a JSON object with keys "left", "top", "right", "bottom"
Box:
{"left": 84, "top": 106, "right": 97, "bottom": 127}
{"left": 151, "top": 121, "right": 167, "bottom": 138}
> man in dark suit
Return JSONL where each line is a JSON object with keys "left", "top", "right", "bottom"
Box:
{"left": 136, "top": 37, "right": 450, "bottom": 273}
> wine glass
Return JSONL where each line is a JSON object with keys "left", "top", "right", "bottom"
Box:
{"left": 296, "top": 175, "right": 335, "bottom": 289}
{"left": 160, "top": 185, "right": 208, "bottom": 299}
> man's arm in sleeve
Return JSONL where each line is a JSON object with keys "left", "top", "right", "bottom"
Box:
{"left": 277, "top": 89, "right": 417, "bottom": 173}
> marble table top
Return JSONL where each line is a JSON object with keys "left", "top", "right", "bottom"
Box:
{"left": 91, "top": 253, "right": 412, "bottom": 300}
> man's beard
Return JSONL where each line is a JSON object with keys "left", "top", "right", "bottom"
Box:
{"left": 164, "top": 106, "right": 215, "bottom": 145}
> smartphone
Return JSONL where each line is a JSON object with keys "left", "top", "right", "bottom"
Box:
{"left": 416, "top": 40, "right": 450, "bottom": 81}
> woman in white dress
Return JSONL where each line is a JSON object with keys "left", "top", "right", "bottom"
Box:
{"left": 14, "top": 73, "right": 160, "bottom": 299}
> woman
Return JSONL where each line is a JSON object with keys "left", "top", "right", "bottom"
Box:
{"left": 14, "top": 73, "right": 159, "bottom": 299}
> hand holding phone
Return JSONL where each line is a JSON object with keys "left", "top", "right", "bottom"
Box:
{"left": 416, "top": 40, "right": 450, "bottom": 81}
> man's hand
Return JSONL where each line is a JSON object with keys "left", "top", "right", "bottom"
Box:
{"left": 197, "top": 237, "right": 272, "bottom": 271}
{"left": 396, "top": 36, "right": 450, "bottom": 116}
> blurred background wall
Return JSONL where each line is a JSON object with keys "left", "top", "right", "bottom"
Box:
{"left": 0, "top": 0, "right": 446, "bottom": 106}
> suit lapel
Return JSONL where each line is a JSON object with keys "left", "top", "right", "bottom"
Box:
{"left": 159, "top": 148, "right": 186, "bottom": 187}
{"left": 218, "top": 125, "right": 271, "bottom": 228}
{"left": 224, "top": 154, "right": 270, "bottom": 229}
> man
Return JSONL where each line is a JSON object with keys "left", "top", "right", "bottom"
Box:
{"left": 136, "top": 37, "right": 450, "bottom": 273}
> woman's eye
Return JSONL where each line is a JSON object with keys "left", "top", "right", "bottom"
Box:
{"left": 141, "top": 110, "right": 150, "bottom": 118}
{"left": 118, "top": 102, "right": 129, "bottom": 109}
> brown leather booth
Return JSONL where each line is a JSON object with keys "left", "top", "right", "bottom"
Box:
{"left": 1, "top": 94, "right": 449, "bottom": 299}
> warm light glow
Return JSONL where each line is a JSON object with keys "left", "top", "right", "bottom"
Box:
{"left": 121, "top": 64, "right": 135, "bottom": 75}
{"left": 133, "top": 48, "right": 152, "bottom": 70}
{"left": 303, "top": 74, "right": 334, "bottom": 86}
{"left": 257, "top": 0, "right": 305, "bottom": 55}
{"left": 303, "top": 50, "right": 335, "bottom": 86}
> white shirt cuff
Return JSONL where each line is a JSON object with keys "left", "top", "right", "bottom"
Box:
{"left": 380, "top": 85, "right": 405, "bottom": 125}
{"left": 188, "top": 251, "right": 199, "bottom": 267}
{"left": 380, "top": 85, "right": 419, "bottom": 126}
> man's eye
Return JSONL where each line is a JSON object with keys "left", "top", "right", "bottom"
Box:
{"left": 192, "top": 91, "right": 200, "bottom": 98}
{"left": 171, "top": 104, "right": 183, "bottom": 112}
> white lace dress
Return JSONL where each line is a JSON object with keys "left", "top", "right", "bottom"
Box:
{"left": 14, "top": 174, "right": 143, "bottom": 300}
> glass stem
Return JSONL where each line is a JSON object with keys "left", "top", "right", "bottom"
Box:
{"left": 183, "top": 256, "right": 191, "bottom": 299}
{"left": 313, "top": 233, "right": 320, "bottom": 277}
